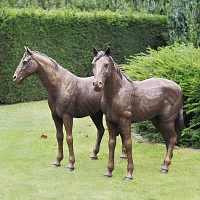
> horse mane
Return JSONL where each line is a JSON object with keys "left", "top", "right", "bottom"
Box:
{"left": 110, "top": 57, "right": 132, "bottom": 83}
{"left": 92, "top": 51, "right": 105, "bottom": 64}
{"left": 93, "top": 51, "right": 132, "bottom": 83}
{"left": 32, "top": 51, "right": 62, "bottom": 70}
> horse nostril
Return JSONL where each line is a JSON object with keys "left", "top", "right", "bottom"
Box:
{"left": 93, "top": 80, "right": 103, "bottom": 90}
{"left": 13, "top": 75, "right": 16, "bottom": 80}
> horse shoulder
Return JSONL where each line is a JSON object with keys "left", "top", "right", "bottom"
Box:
{"left": 48, "top": 75, "right": 79, "bottom": 117}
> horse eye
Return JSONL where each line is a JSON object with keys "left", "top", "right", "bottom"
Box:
{"left": 23, "top": 60, "right": 28, "bottom": 65}
{"left": 105, "top": 64, "right": 109, "bottom": 68}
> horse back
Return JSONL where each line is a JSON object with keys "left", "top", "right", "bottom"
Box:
{"left": 131, "top": 78, "right": 182, "bottom": 122}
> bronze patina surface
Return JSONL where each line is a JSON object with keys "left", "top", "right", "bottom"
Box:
{"left": 92, "top": 47, "right": 184, "bottom": 180}
{"left": 13, "top": 47, "right": 106, "bottom": 171}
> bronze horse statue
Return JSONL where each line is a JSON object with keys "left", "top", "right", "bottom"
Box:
{"left": 13, "top": 47, "right": 107, "bottom": 171}
{"left": 92, "top": 47, "right": 184, "bottom": 180}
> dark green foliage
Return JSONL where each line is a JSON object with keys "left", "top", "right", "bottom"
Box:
{"left": 0, "top": 0, "right": 140, "bottom": 11}
{"left": 123, "top": 43, "right": 200, "bottom": 148}
{"left": 124, "top": 0, "right": 200, "bottom": 47}
{"left": 181, "top": 130, "right": 200, "bottom": 149}
{"left": 132, "top": 122, "right": 164, "bottom": 144}
{"left": 3, "top": 0, "right": 200, "bottom": 44}
{"left": 1, "top": 1, "right": 199, "bottom": 46}
{"left": 0, "top": 9, "right": 167, "bottom": 104}
{"left": 165, "top": 0, "right": 200, "bottom": 47}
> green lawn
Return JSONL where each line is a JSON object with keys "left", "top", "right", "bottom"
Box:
{"left": 0, "top": 101, "right": 199, "bottom": 200}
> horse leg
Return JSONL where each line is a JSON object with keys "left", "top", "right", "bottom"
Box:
{"left": 157, "top": 120, "right": 178, "bottom": 173}
{"left": 90, "top": 111, "right": 105, "bottom": 160}
{"left": 119, "top": 118, "right": 133, "bottom": 180}
{"left": 52, "top": 115, "right": 64, "bottom": 167}
{"left": 62, "top": 114, "right": 75, "bottom": 172}
{"left": 104, "top": 120, "right": 117, "bottom": 178}
{"left": 151, "top": 118, "right": 167, "bottom": 166}
{"left": 120, "top": 134, "right": 127, "bottom": 159}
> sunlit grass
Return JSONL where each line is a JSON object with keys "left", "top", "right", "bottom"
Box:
{"left": 0, "top": 101, "right": 199, "bottom": 200}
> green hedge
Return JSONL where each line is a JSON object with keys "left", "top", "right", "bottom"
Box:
{"left": 122, "top": 43, "right": 200, "bottom": 148}
{"left": 0, "top": 9, "right": 167, "bottom": 104}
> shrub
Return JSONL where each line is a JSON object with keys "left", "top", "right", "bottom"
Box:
{"left": 0, "top": 8, "right": 167, "bottom": 104}
{"left": 122, "top": 43, "right": 200, "bottom": 148}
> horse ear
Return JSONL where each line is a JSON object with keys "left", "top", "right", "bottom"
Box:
{"left": 26, "top": 47, "right": 33, "bottom": 55}
{"left": 105, "top": 46, "right": 111, "bottom": 56}
{"left": 93, "top": 46, "right": 98, "bottom": 56}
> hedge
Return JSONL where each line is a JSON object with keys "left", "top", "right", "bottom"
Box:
{"left": 0, "top": 9, "right": 167, "bottom": 104}
{"left": 122, "top": 43, "right": 200, "bottom": 148}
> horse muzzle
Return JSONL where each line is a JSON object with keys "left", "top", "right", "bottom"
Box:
{"left": 13, "top": 74, "right": 23, "bottom": 84}
{"left": 93, "top": 80, "right": 103, "bottom": 91}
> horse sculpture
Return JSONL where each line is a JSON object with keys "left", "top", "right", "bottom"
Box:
{"left": 13, "top": 47, "right": 107, "bottom": 171}
{"left": 92, "top": 47, "right": 184, "bottom": 180}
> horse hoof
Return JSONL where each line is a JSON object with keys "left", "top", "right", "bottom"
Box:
{"left": 120, "top": 155, "right": 127, "bottom": 160}
{"left": 160, "top": 168, "right": 168, "bottom": 173}
{"left": 52, "top": 163, "right": 61, "bottom": 168}
{"left": 124, "top": 176, "right": 133, "bottom": 181}
{"left": 103, "top": 174, "right": 112, "bottom": 179}
{"left": 66, "top": 167, "right": 74, "bottom": 172}
{"left": 103, "top": 172, "right": 112, "bottom": 178}
{"left": 90, "top": 156, "right": 98, "bottom": 160}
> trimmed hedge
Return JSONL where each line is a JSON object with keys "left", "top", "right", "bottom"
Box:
{"left": 0, "top": 9, "right": 167, "bottom": 104}
{"left": 122, "top": 43, "right": 200, "bottom": 148}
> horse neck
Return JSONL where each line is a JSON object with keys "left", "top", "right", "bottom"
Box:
{"left": 103, "top": 59, "right": 135, "bottom": 99}
{"left": 103, "top": 66, "right": 123, "bottom": 98}
{"left": 33, "top": 54, "right": 75, "bottom": 94}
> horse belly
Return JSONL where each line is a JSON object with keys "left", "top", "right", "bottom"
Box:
{"left": 77, "top": 103, "right": 101, "bottom": 117}
{"left": 132, "top": 91, "right": 165, "bottom": 122}
{"left": 73, "top": 94, "right": 102, "bottom": 118}
{"left": 132, "top": 107, "right": 161, "bottom": 122}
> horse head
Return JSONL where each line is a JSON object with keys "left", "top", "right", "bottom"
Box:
{"left": 92, "top": 46, "right": 114, "bottom": 91}
{"left": 13, "top": 47, "right": 39, "bottom": 84}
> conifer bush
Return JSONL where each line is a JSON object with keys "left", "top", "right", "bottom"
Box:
{"left": 0, "top": 9, "right": 167, "bottom": 104}
{"left": 122, "top": 43, "right": 200, "bottom": 148}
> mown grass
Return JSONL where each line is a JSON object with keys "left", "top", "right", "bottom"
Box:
{"left": 0, "top": 101, "right": 199, "bottom": 200}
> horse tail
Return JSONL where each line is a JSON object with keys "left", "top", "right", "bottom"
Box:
{"left": 175, "top": 102, "right": 184, "bottom": 139}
